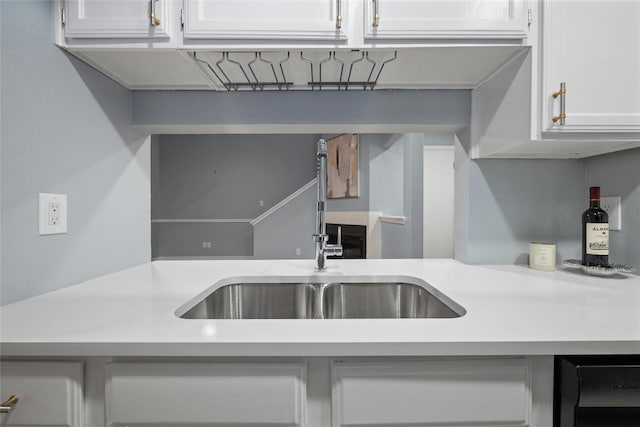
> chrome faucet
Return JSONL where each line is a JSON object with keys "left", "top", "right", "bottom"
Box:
{"left": 314, "top": 139, "right": 342, "bottom": 271}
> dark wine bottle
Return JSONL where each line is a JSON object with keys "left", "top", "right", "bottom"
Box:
{"left": 582, "top": 186, "right": 609, "bottom": 267}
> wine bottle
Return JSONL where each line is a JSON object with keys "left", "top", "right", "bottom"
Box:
{"left": 582, "top": 186, "right": 609, "bottom": 267}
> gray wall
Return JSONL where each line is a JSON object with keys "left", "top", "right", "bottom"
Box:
{"left": 465, "top": 159, "right": 584, "bottom": 264}
{"left": 152, "top": 131, "right": 632, "bottom": 266}
{"left": 1, "top": 0, "right": 634, "bottom": 306}
{"left": 407, "top": 134, "right": 431, "bottom": 258}
{"left": 378, "top": 133, "right": 455, "bottom": 259}
{"left": 0, "top": 1, "right": 151, "bottom": 305}
{"left": 153, "top": 222, "right": 254, "bottom": 258}
{"left": 153, "top": 130, "right": 589, "bottom": 263}
{"left": 370, "top": 135, "right": 404, "bottom": 216}
{"left": 380, "top": 133, "right": 425, "bottom": 258}
{"left": 253, "top": 185, "right": 316, "bottom": 259}
{"left": 152, "top": 134, "right": 317, "bottom": 258}
{"left": 455, "top": 127, "right": 584, "bottom": 265}
{"left": 152, "top": 133, "right": 440, "bottom": 259}
{"left": 585, "top": 148, "right": 640, "bottom": 270}
{"left": 0, "top": 0, "right": 3, "bottom": 300}
{"left": 133, "top": 91, "right": 471, "bottom": 133}
{"left": 153, "top": 134, "right": 316, "bottom": 218}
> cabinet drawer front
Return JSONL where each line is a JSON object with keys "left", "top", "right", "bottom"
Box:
{"left": 0, "top": 362, "right": 84, "bottom": 427}
{"left": 332, "top": 359, "right": 532, "bottom": 426}
{"left": 106, "top": 362, "right": 306, "bottom": 426}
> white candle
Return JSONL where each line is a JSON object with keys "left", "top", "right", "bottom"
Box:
{"left": 529, "top": 242, "right": 556, "bottom": 271}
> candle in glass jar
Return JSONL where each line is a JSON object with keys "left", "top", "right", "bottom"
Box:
{"left": 529, "top": 242, "right": 556, "bottom": 271}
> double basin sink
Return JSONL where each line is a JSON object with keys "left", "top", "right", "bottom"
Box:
{"left": 176, "top": 275, "right": 465, "bottom": 319}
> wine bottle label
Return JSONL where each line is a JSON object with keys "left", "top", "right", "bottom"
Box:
{"left": 586, "top": 222, "right": 609, "bottom": 255}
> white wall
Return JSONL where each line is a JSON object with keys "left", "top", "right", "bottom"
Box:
{"left": 0, "top": 1, "right": 151, "bottom": 305}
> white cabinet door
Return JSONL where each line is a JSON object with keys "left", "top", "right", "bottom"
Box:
{"left": 332, "top": 359, "right": 533, "bottom": 427}
{"left": 364, "top": 0, "right": 529, "bottom": 40}
{"left": 183, "top": 0, "right": 347, "bottom": 40}
{"left": 106, "top": 362, "right": 307, "bottom": 426}
{"left": 0, "top": 362, "right": 84, "bottom": 427}
{"left": 542, "top": 0, "right": 640, "bottom": 133}
{"left": 64, "top": 0, "right": 170, "bottom": 38}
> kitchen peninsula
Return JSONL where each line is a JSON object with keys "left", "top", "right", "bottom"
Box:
{"left": 2, "top": 259, "right": 639, "bottom": 356}
{"left": 1, "top": 259, "right": 639, "bottom": 427}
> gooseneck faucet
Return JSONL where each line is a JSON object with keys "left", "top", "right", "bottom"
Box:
{"left": 314, "top": 139, "right": 342, "bottom": 271}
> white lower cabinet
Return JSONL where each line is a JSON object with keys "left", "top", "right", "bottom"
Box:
{"left": 0, "top": 361, "right": 84, "bottom": 427}
{"left": 332, "top": 359, "right": 534, "bottom": 427}
{"left": 0, "top": 357, "right": 551, "bottom": 427}
{"left": 105, "top": 362, "right": 307, "bottom": 427}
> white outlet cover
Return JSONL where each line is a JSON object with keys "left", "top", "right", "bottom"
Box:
{"left": 601, "top": 196, "right": 621, "bottom": 231}
{"left": 39, "top": 193, "right": 67, "bottom": 235}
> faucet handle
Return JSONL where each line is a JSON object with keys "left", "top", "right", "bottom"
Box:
{"left": 324, "top": 226, "right": 343, "bottom": 258}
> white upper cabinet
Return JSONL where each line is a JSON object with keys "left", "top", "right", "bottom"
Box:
{"left": 56, "top": 0, "right": 528, "bottom": 89}
{"left": 471, "top": 0, "right": 640, "bottom": 158}
{"left": 183, "top": 0, "right": 347, "bottom": 41}
{"left": 364, "top": 0, "right": 529, "bottom": 40}
{"left": 542, "top": 0, "right": 640, "bottom": 133}
{"left": 63, "top": 0, "right": 170, "bottom": 39}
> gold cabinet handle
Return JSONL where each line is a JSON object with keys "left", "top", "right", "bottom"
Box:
{"left": 552, "top": 84, "right": 566, "bottom": 98}
{"left": 0, "top": 395, "right": 18, "bottom": 413}
{"left": 336, "top": 0, "right": 343, "bottom": 29}
{"left": 150, "top": 0, "right": 160, "bottom": 26}
{"left": 552, "top": 113, "right": 566, "bottom": 123}
{"left": 372, "top": 0, "right": 380, "bottom": 27}
{"left": 552, "top": 82, "right": 566, "bottom": 125}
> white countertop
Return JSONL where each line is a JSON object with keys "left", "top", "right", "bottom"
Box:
{"left": 1, "top": 259, "right": 639, "bottom": 357}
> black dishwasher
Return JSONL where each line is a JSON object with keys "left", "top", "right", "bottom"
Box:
{"left": 555, "top": 356, "right": 640, "bottom": 427}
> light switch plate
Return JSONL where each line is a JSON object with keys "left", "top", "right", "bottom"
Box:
{"left": 39, "top": 193, "right": 67, "bottom": 235}
{"left": 601, "top": 196, "right": 621, "bottom": 231}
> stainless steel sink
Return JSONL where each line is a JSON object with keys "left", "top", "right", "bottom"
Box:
{"left": 321, "top": 282, "right": 460, "bottom": 319}
{"left": 180, "top": 282, "right": 318, "bottom": 319}
{"left": 176, "top": 276, "right": 465, "bottom": 319}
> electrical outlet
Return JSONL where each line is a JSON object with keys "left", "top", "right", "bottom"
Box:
{"left": 295, "top": 248, "right": 301, "bottom": 256}
{"left": 202, "top": 241, "right": 212, "bottom": 249}
{"left": 39, "top": 193, "right": 67, "bottom": 235}
{"left": 601, "top": 196, "right": 621, "bottom": 231}
{"left": 259, "top": 200, "right": 264, "bottom": 207}
{"left": 48, "top": 202, "right": 61, "bottom": 225}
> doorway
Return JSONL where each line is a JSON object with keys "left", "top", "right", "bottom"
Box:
{"left": 423, "top": 146, "right": 455, "bottom": 258}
